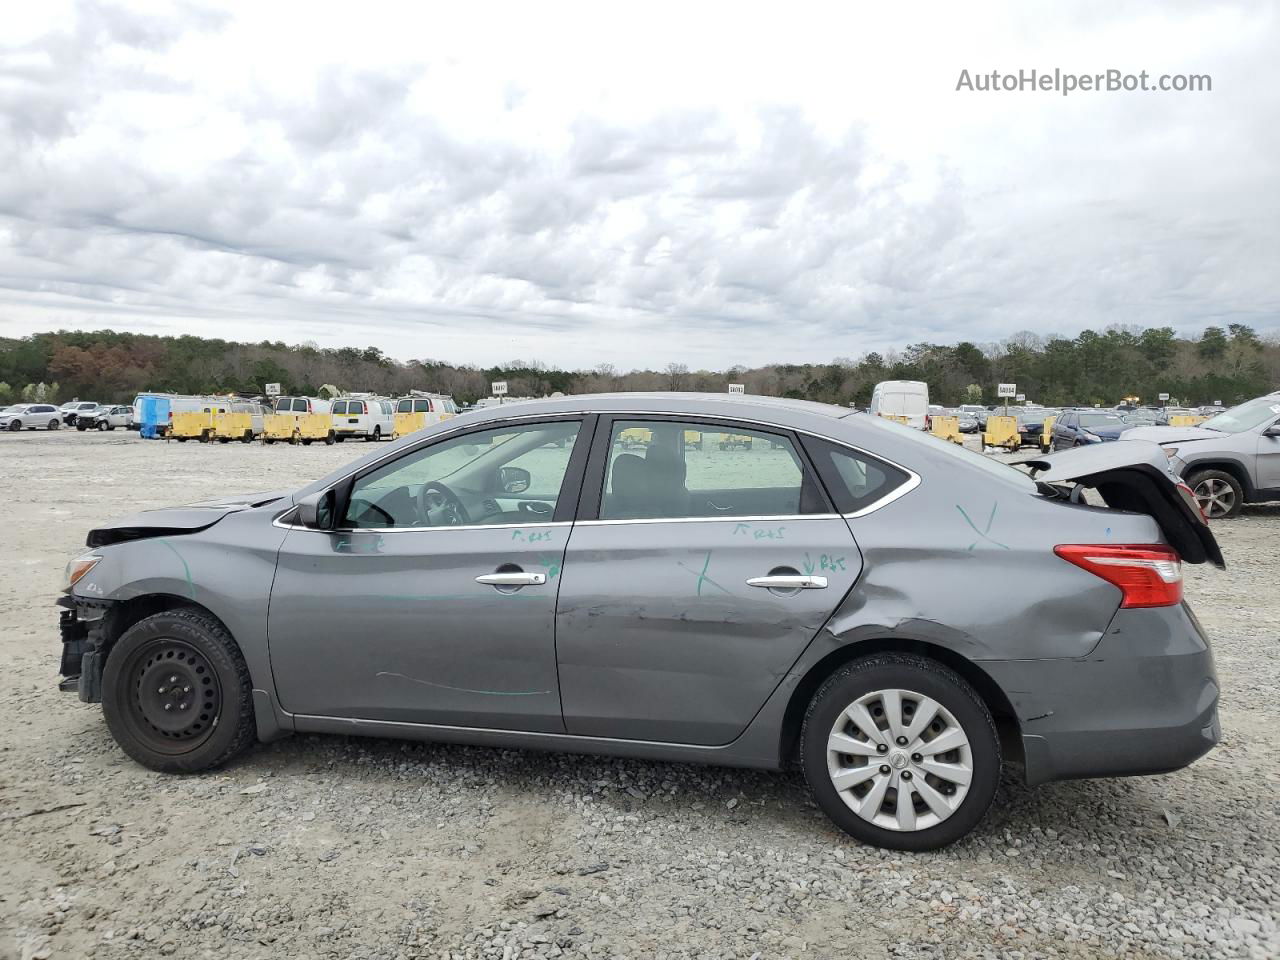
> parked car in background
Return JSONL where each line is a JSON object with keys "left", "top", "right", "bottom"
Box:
{"left": 1121, "top": 411, "right": 1169, "bottom": 428}
{"left": 956, "top": 414, "right": 980, "bottom": 434}
{"left": 870, "top": 380, "right": 930, "bottom": 430}
{"left": 60, "top": 401, "right": 101, "bottom": 426}
{"left": 1, "top": 403, "right": 62, "bottom": 431}
{"left": 1122, "top": 392, "right": 1280, "bottom": 518}
{"left": 331, "top": 397, "right": 395, "bottom": 442}
{"left": 59, "top": 394, "right": 1223, "bottom": 851}
{"left": 86, "top": 405, "right": 133, "bottom": 431}
{"left": 1051, "top": 411, "right": 1130, "bottom": 448}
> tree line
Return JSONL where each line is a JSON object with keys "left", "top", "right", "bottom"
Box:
{"left": 0, "top": 324, "right": 1276, "bottom": 409}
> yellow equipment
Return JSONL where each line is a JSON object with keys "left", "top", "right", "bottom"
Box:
{"left": 879, "top": 414, "right": 911, "bottom": 426}
{"left": 1039, "top": 416, "right": 1057, "bottom": 453}
{"left": 1169, "top": 415, "right": 1208, "bottom": 427}
{"left": 393, "top": 411, "right": 426, "bottom": 438}
{"left": 212, "top": 411, "right": 253, "bottom": 443}
{"left": 618, "top": 427, "right": 653, "bottom": 449}
{"left": 929, "top": 416, "right": 963, "bottom": 444}
{"left": 170, "top": 410, "right": 216, "bottom": 442}
{"left": 683, "top": 430, "right": 704, "bottom": 450}
{"left": 263, "top": 414, "right": 296, "bottom": 444}
{"left": 983, "top": 416, "right": 1020, "bottom": 451}
{"left": 718, "top": 433, "right": 754, "bottom": 451}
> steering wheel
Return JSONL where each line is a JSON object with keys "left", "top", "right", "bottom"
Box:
{"left": 416, "top": 481, "right": 471, "bottom": 526}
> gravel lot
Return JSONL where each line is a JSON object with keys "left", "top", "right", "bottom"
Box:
{"left": 2, "top": 430, "right": 1277, "bottom": 960}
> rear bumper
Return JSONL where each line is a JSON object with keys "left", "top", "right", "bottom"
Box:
{"left": 982, "top": 603, "right": 1219, "bottom": 785}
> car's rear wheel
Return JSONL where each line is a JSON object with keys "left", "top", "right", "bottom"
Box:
{"left": 1188, "top": 469, "right": 1243, "bottom": 519}
{"left": 325, "top": 431, "right": 335, "bottom": 445}
{"left": 102, "top": 609, "right": 256, "bottom": 773}
{"left": 801, "top": 654, "right": 1000, "bottom": 851}
{"left": 48, "top": 419, "right": 60, "bottom": 430}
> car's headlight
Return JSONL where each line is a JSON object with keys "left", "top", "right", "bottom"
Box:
{"left": 1084, "top": 431, "right": 1101, "bottom": 442}
{"left": 65, "top": 554, "right": 101, "bottom": 591}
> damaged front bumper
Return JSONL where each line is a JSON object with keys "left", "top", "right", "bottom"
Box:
{"left": 57, "top": 595, "right": 118, "bottom": 703}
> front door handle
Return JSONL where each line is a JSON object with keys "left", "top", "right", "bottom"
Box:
{"left": 475, "top": 572, "right": 547, "bottom": 586}
{"left": 746, "top": 575, "right": 827, "bottom": 590}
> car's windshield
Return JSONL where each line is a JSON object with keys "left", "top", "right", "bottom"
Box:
{"left": 1080, "top": 414, "right": 1125, "bottom": 428}
{"left": 858, "top": 414, "right": 1036, "bottom": 490}
{"left": 1200, "top": 395, "right": 1280, "bottom": 434}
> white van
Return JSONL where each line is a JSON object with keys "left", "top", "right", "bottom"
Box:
{"left": 331, "top": 397, "right": 394, "bottom": 441}
{"left": 394, "top": 393, "right": 458, "bottom": 423}
{"left": 869, "top": 380, "right": 930, "bottom": 430}
{"left": 273, "top": 396, "right": 333, "bottom": 417}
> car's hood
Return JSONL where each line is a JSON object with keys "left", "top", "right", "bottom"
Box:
{"left": 1025, "top": 440, "right": 1224, "bottom": 568}
{"left": 1120, "top": 425, "right": 1222, "bottom": 445}
{"left": 86, "top": 490, "right": 290, "bottom": 548}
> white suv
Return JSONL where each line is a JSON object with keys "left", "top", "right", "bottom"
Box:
{"left": 1, "top": 404, "right": 62, "bottom": 431}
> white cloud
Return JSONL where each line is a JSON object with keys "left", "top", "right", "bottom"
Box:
{"left": 0, "top": 0, "right": 1276, "bottom": 369}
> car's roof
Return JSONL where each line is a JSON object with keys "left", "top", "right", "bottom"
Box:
{"left": 456, "top": 392, "right": 854, "bottom": 425}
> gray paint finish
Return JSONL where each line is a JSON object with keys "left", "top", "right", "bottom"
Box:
{"left": 555, "top": 516, "right": 860, "bottom": 744}
{"left": 63, "top": 392, "right": 1223, "bottom": 789}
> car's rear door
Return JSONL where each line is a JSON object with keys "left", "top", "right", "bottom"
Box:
{"left": 553, "top": 416, "right": 861, "bottom": 746}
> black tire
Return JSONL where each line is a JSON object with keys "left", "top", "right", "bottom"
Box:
{"left": 325, "top": 432, "right": 335, "bottom": 446}
{"left": 301, "top": 438, "right": 312, "bottom": 446}
{"left": 48, "top": 419, "right": 60, "bottom": 430}
{"left": 264, "top": 438, "right": 275, "bottom": 445}
{"left": 801, "top": 654, "right": 1000, "bottom": 852}
{"left": 176, "top": 437, "right": 187, "bottom": 443}
{"left": 98, "top": 420, "right": 109, "bottom": 431}
{"left": 8, "top": 420, "right": 21, "bottom": 431}
{"left": 1187, "top": 468, "right": 1244, "bottom": 520}
{"left": 77, "top": 422, "right": 88, "bottom": 431}
{"left": 335, "top": 435, "right": 345, "bottom": 443}
{"left": 101, "top": 608, "right": 256, "bottom": 773}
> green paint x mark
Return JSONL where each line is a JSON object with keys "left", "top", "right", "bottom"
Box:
{"left": 157, "top": 538, "right": 195, "bottom": 598}
{"left": 956, "top": 502, "right": 1011, "bottom": 551}
{"left": 677, "top": 551, "right": 729, "bottom": 596}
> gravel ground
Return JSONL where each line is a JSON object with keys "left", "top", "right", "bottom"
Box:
{"left": 1, "top": 430, "right": 1277, "bottom": 960}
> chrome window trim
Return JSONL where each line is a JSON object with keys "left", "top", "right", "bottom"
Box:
{"left": 577, "top": 513, "right": 843, "bottom": 527}
{"left": 288, "top": 407, "right": 922, "bottom": 526}
{"left": 273, "top": 507, "right": 572, "bottom": 535}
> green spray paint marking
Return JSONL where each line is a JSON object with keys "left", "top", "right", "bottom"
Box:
{"left": 512, "top": 529, "right": 554, "bottom": 543}
{"left": 956, "top": 502, "right": 1011, "bottom": 551}
{"left": 677, "top": 551, "right": 729, "bottom": 596}
{"left": 537, "top": 553, "right": 561, "bottom": 579}
{"left": 802, "top": 552, "right": 816, "bottom": 576}
{"left": 157, "top": 538, "right": 196, "bottom": 599}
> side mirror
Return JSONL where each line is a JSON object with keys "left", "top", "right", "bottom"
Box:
{"left": 1264, "top": 423, "right": 1280, "bottom": 438}
{"left": 296, "top": 490, "right": 336, "bottom": 529}
{"left": 497, "top": 466, "right": 531, "bottom": 494}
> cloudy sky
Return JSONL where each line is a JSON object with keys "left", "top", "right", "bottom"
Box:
{"left": 1, "top": 1, "right": 1277, "bottom": 369}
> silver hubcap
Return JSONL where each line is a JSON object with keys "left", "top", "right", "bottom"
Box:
{"left": 1194, "top": 478, "right": 1235, "bottom": 518}
{"left": 826, "top": 688, "right": 973, "bottom": 832}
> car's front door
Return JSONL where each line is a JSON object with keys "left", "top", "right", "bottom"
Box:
{"left": 1053, "top": 414, "right": 1075, "bottom": 450}
{"left": 267, "top": 415, "right": 591, "bottom": 731}
{"left": 1258, "top": 414, "right": 1280, "bottom": 489}
{"left": 553, "top": 417, "right": 866, "bottom": 746}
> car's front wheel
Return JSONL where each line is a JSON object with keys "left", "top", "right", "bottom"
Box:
{"left": 801, "top": 654, "right": 1000, "bottom": 851}
{"left": 1188, "top": 469, "right": 1243, "bottom": 519}
{"left": 102, "top": 608, "right": 256, "bottom": 773}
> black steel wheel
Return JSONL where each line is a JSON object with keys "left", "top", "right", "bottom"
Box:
{"left": 102, "top": 609, "right": 256, "bottom": 772}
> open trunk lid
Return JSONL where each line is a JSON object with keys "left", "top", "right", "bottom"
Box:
{"left": 1024, "top": 440, "right": 1225, "bottom": 569}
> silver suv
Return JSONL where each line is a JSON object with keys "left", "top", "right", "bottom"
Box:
{"left": 1123, "top": 392, "right": 1280, "bottom": 518}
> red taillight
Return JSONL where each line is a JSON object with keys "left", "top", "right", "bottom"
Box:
{"left": 1054, "top": 544, "right": 1182, "bottom": 608}
{"left": 1176, "top": 481, "right": 1209, "bottom": 524}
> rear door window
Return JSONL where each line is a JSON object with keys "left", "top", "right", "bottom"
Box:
{"left": 599, "top": 420, "right": 827, "bottom": 520}
{"left": 293, "top": 399, "right": 308, "bottom": 412}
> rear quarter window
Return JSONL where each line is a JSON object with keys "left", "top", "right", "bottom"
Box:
{"left": 802, "top": 436, "right": 911, "bottom": 513}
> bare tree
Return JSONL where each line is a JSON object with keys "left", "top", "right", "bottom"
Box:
{"left": 664, "top": 362, "right": 689, "bottom": 391}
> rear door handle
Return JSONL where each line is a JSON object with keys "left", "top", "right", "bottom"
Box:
{"left": 475, "top": 572, "right": 547, "bottom": 586}
{"left": 746, "top": 575, "right": 827, "bottom": 589}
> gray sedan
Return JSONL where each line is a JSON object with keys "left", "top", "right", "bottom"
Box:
{"left": 57, "top": 394, "right": 1223, "bottom": 850}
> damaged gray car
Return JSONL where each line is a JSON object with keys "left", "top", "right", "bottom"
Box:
{"left": 59, "top": 394, "right": 1224, "bottom": 850}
